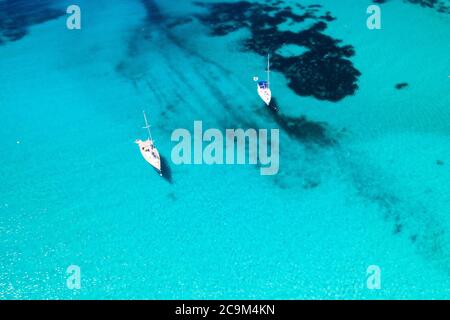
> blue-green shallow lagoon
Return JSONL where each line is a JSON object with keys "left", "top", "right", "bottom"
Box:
{"left": 0, "top": 0, "right": 449, "bottom": 299}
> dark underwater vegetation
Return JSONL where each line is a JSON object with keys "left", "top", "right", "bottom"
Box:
{"left": 395, "top": 82, "right": 409, "bottom": 90}
{"left": 0, "top": 0, "right": 63, "bottom": 45}
{"left": 265, "top": 100, "right": 337, "bottom": 146}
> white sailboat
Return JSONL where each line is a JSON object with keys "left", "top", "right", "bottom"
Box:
{"left": 257, "top": 54, "right": 272, "bottom": 106}
{"left": 135, "top": 111, "right": 162, "bottom": 176}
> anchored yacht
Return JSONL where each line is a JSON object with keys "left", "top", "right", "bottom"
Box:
{"left": 135, "top": 111, "right": 162, "bottom": 176}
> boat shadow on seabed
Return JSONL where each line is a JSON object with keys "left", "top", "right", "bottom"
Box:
{"left": 267, "top": 97, "right": 279, "bottom": 113}
{"left": 160, "top": 156, "right": 173, "bottom": 183}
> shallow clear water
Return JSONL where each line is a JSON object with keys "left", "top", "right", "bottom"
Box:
{"left": 0, "top": 0, "right": 449, "bottom": 299}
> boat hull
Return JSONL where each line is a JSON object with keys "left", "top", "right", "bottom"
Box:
{"left": 135, "top": 139, "right": 162, "bottom": 175}
{"left": 257, "top": 86, "right": 272, "bottom": 106}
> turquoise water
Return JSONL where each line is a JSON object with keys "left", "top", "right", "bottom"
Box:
{"left": 0, "top": 0, "right": 449, "bottom": 299}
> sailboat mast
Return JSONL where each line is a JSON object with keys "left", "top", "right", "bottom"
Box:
{"left": 267, "top": 53, "right": 270, "bottom": 88}
{"left": 142, "top": 110, "right": 153, "bottom": 141}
